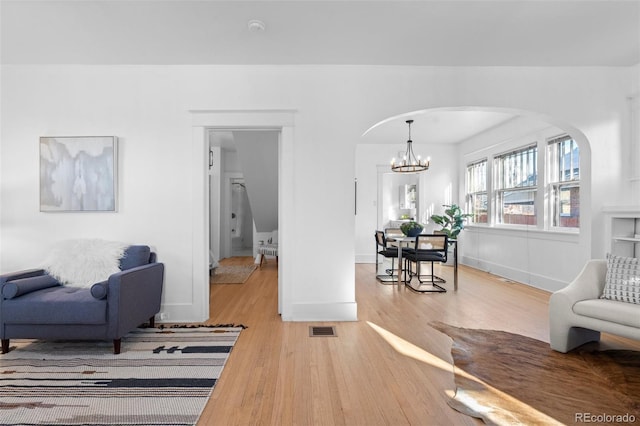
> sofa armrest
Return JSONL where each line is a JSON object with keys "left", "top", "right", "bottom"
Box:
{"left": 552, "top": 259, "right": 607, "bottom": 304}
{"left": 0, "top": 269, "right": 60, "bottom": 300}
{"left": 1, "top": 274, "right": 60, "bottom": 299}
{"left": 549, "top": 259, "right": 607, "bottom": 352}
{"left": 106, "top": 263, "right": 165, "bottom": 337}
{"left": 0, "top": 269, "right": 47, "bottom": 285}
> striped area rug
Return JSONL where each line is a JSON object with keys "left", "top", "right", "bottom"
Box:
{"left": 0, "top": 326, "right": 242, "bottom": 425}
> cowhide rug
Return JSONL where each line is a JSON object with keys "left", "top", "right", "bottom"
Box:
{"left": 431, "top": 322, "right": 640, "bottom": 425}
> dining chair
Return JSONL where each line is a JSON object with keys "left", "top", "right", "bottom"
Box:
{"left": 404, "top": 234, "right": 448, "bottom": 292}
{"left": 375, "top": 230, "right": 399, "bottom": 284}
{"left": 385, "top": 227, "right": 404, "bottom": 239}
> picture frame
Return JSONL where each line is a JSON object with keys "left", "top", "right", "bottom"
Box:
{"left": 39, "top": 136, "right": 118, "bottom": 212}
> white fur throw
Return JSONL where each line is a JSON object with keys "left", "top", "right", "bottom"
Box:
{"left": 42, "top": 239, "right": 129, "bottom": 287}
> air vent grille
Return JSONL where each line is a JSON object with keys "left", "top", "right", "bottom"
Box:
{"left": 309, "top": 326, "right": 337, "bottom": 337}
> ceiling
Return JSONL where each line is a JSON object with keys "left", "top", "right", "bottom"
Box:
{"left": 362, "top": 110, "right": 518, "bottom": 145}
{"left": 1, "top": 0, "right": 639, "bottom": 66}
{"left": 2, "top": 0, "right": 637, "bottom": 145}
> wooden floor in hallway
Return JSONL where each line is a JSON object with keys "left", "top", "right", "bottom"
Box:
{"left": 197, "top": 257, "right": 640, "bottom": 425}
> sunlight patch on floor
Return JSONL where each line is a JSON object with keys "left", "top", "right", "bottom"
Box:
{"left": 366, "top": 321, "right": 452, "bottom": 373}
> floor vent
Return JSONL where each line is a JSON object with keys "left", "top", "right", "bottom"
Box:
{"left": 309, "top": 326, "right": 337, "bottom": 337}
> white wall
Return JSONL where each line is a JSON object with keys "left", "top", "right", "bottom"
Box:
{"left": 1, "top": 65, "right": 636, "bottom": 321}
{"left": 629, "top": 64, "right": 640, "bottom": 205}
{"left": 233, "top": 131, "right": 279, "bottom": 233}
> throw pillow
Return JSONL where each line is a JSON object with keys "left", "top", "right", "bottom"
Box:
{"left": 119, "top": 245, "right": 151, "bottom": 270}
{"left": 601, "top": 253, "right": 640, "bottom": 304}
{"left": 90, "top": 281, "right": 108, "bottom": 299}
{"left": 2, "top": 275, "right": 60, "bottom": 299}
{"left": 42, "top": 239, "right": 129, "bottom": 288}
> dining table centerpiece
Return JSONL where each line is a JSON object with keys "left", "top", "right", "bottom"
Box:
{"left": 400, "top": 221, "right": 424, "bottom": 237}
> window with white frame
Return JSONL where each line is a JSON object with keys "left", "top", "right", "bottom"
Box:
{"left": 465, "top": 160, "right": 488, "bottom": 224}
{"left": 494, "top": 144, "right": 538, "bottom": 225}
{"left": 548, "top": 135, "right": 580, "bottom": 228}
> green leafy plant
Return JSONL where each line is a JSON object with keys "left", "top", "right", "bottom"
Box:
{"left": 400, "top": 221, "right": 424, "bottom": 237}
{"left": 430, "top": 204, "right": 472, "bottom": 240}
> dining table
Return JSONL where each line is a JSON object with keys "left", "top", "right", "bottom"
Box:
{"left": 387, "top": 235, "right": 458, "bottom": 291}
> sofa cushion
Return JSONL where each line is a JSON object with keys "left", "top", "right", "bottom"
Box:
{"left": 119, "top": 245, "right": 151, "bottom": 270}
{"left": 2, "top": 274, "right": 60, "bottom": 299}
{"left": 574, "top": 299, "right": 640, "bottom": 328}
{"left": 601, "top": 254, "right": 640, "bottom": 304}
{"left": 2, "top": 286, "right": 107, "bottom": 325}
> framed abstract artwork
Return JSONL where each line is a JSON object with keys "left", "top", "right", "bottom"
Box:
{"left": 40, "top": 136, "right": 118, "bottom": 212}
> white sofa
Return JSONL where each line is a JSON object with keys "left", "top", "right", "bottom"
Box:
{"left": 549, "top": 259, "right": 640, "bottom": 353}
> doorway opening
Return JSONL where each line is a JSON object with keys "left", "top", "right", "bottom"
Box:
{"left": 191, "top": 109, "right": 294, "bottom": 321}
{"left": 230, "top": 179, "right": 254, "bottom": 257}
{"left": 209, "top": 129, "right": 279, "bottom": 263}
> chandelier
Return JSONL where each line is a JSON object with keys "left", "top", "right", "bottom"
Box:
{"left": 391, "top": 119, "right": 430, "bottom": 173}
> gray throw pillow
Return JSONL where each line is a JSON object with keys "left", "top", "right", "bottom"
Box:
{"left": 119, "top": 245, "right": 151, "bottom": 270}
{"left": 601, "top": 253, "right": 640, "bottom": 304}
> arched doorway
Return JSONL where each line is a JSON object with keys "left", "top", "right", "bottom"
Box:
{"left": 356, "top": 106, "right": 592, "bottom": 291}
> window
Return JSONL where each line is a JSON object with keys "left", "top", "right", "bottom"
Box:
{"left": 465, "top": 134, "right": 581, "bottom": 231}
{"left": 465, "top": 160, "right": 488, "bottom": 224}
{"left": 548, "top": 135, "right": 580, "bottom": 228}
{"left": 494, "top": 144, "right": 537, "bottom": 225}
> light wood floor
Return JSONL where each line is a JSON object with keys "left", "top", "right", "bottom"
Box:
{"left": 198, "top": 257, "right": 640, "bottom": 426}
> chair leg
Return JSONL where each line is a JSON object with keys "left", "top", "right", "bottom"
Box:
{"left": 1, "top": 339, "right": 9, "bottom": 354}
{"left": 377, "top": 255, "right": 399, "bottom": 284}
{"left": 113, "top": 339, "right": 121, "bottom": 355}
{"left": 149, "top": 315, "right": 155, "bottom": 328}
{"left": 406, "top": 260, "right": 446, "bottom": 293}
{"left": 385, "top": 257, "right": 396, "bottom": 276}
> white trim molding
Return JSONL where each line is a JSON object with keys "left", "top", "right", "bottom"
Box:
{"left": 187, "top": 109, "right": 296, "bottom": 323}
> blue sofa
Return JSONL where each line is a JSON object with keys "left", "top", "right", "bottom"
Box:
{"left": 0, "top": 245, "right": 164, "bottom": 354}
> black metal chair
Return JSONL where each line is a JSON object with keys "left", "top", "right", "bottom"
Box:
{"left": 404, "top": 234, "right": 448, "bottom": 293}
{"left": 375, "top": 230, "right": 400, "bottom": 284}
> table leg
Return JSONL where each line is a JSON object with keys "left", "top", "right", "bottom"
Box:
{"left": 397, "top": 247, "right": 403, "bottom": 290}
{"left": 454, "top": 241, "right": 458, "bottom": 291}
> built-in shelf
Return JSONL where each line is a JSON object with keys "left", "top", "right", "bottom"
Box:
{"left": 605, "top": 208, "right": 640, "bottom": 257}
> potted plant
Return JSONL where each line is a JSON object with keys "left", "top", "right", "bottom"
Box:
{"left": 400, "top": 221, "right": 424, "bottom": 237}
{"left": 430, "top": 204, "right": 472, "bottom": 240}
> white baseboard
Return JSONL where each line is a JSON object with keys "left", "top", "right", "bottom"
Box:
{"left": 461, "top": 255, "right": 565, "bottom": 292}
{"left": 356, "top": 254, "right": 376, "bottom": 263}
{"left": 285, "top": 302, "right": 358, "bottom": 321}
{"left": 156, "top": 303, "right": 208, "bottom": 323}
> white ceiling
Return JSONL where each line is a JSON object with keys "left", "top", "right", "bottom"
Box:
{"left": 1, "top": 0, "right": 639, "bottom": 66}
{"left": 2, "top": 0, "right": 637, "bottom": 145}
{"left": 362, "top": 110, "right": 518, "bottom": 144}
